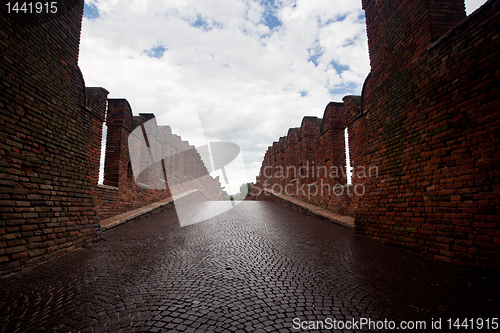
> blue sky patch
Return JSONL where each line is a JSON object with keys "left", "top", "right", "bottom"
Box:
{"left": 307, "top": 46, "right": 323, "bottom": 67}
{"left": 329, "top": 82, "right": 358, "bottom": 96}
{"left": 261, "top": 0, "right": 281, "bottom": 30}
{"left": 300, "top": 91, "right": 308, "bottom": 97}
{"left": 328, "top": 88, "right": 345, "bottom": 96}
{"left": 193, "top": 14, "right": 212, "bottom": 31}
{"left": 191, "top": 15, "right": 224, "bottom": 31}
{"left": 143, "top": 45, "right": 167, "bottom": 59}
{"left": 321, "top": 14, "right": 348, "bottom": 27}
{"left": 331, "top": 61, "right": 349, "bottom": 74}
{"left": 262, "top": 11, "right": 281, "bottom": 30}
{"left": 83, "top": 2, "right": 100, "bottom": 20}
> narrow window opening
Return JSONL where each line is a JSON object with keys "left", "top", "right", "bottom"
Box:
{"left": 98, "top": 121, "right": 107, "bottom": 185}
{"left": 345, "top": 127, "right": 352, "bottom": 184}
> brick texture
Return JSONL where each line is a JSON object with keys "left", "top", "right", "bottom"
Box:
{"left": 254, "top": 0, "right": 500, "bottom": 271}
{"left": 0, "top": 0, "right": 221, "bottom": 275}
{"left": 252, "top": 102, "right": 356, "bottom": 216}
{"left": 95, "top": 105, "right": 221, "bottom": 221}
{"left": 0, "top": 1, "right": 94, "bottom": 273}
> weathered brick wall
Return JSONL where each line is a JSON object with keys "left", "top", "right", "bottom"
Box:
{"left": 0, "top": 0, "right": 221, "bottom": 275}
{"left": 95, "top": 101, "right": 221, "bottom": 221}
{"left": 0, "top": 0, "right": 98, "bottom": 273}
{"left": 252, "top": 103, "right": 355, "bottom": 216}
{"left": 354, "top": 0, "right": 500, "bottom": 270}
{"left": 254, "top": 0, "right": 500, "bottom": 271}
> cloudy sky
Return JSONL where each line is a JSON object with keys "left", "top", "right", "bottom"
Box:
{"left": 80, "top": 0, "right": 487, "bottom": 194}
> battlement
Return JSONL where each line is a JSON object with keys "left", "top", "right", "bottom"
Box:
{"left": 254, "top": 0, "right": 500, "bottom": 271}
{"left": 1, "top": 0, "right": 499, "bottom": 274}
{"left": 0, "top": 0, "right": 220, "bottom": 275}
{"left": 95, "top": 96, "right": 221, "bottom": 222}
{"left": 362, "top": 0, "right": 466, "bottom": 74}
{"left": 253, "top": 100, "right": 350, "bottom": 213}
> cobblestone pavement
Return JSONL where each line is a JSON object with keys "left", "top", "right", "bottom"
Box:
{"left": 1, "top": 202, "right": 499, "bottom": 333}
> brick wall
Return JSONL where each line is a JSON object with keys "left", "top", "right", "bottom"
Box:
{"left": 355, "top": 0, "right": 500, "bottom": 270}
{"left": 254, "top": 0, "right": 500, "bottom": 271}
{"left": 0, "top": 0, "right": 221, "bottom": 275}
{"left": 252, "top": 102, "right": 356, "bottom": 217}
{"left": 95, "top": 104, "right": 221, "bottom": 221}
{"left": 0, "top": 0, "right": 96, "bottom": 273}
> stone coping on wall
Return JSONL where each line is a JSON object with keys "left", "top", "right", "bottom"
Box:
{"left": 97, "top": 184, "right": 119, "bottom": 191}
{"left": 259, "top": 189, "right": 355, "bottom": 229}
{"left": 99, "top": 189, "right": 206, "bottom": 231}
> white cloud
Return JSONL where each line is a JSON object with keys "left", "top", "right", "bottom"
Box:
{"left": 80, "top": 0, "right": 371, "bottom": 193}
{"left": 465, "top": 0, "right": 488, "bottom": 15}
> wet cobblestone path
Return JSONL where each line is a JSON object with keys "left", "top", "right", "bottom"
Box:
{"left": 1, "top": 202, "right": 499, "bottom": 332}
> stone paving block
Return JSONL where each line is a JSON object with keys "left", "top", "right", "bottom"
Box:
{"left": 0, "top": 202, "right": 499, "bottom": 332}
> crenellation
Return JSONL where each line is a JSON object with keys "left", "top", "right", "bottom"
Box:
{"left": 103, "top": 99, "right": 131, "bottom": 188}
{"left": 2, "top": 0, "right": 498, "bottom": 275}
{"left": 286, "top": 128, "right": 300, "bottom": 146}
{"left": 0, "top": 0, "right": 221, "bottom": 275}
{"left": 254, "top": 0, "right": 500, "bottom": 271}
{"left": 299, "top": 116, "right": 320, "bottom": 138}
{"left": 1, "top": 0, "right": 94, "bottom": 273}
{"left": 342, "top": 96, "right": 362, "bottom": 125}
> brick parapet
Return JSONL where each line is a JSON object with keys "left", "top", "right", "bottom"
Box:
{"left": 353, "top": 0, "right": 500, "bottom": 271}
{"left": 253, "top": 103, "right": 351, "bottom": 213}
{"left": 96, "top": 106, "right": 221, "bottom": 221}
{"left": 362, "top": 0, "right": 466, "bottom": 75}
{"left": 103, "top": 99, "right": 133, "bottom": 188}
{"left": 0, "top": 0, "right": 221, "bottom": 275}
{"left": 254, "top": 0, "right": 500, "bottom": 271}
{"left": 343, "top": 96, "right": 362, "bottom": 126}
{"left": 0, "top": 0, "right": 97, "bottom": 274}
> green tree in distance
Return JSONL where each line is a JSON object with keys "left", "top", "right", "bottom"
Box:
{"left": 231, "top": 183, "right": 251, "bottom": 201}
{"left": 220, "top": 187, "right": 231, "bottom": 201}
